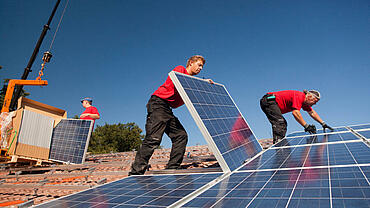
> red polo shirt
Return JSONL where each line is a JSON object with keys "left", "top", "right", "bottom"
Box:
{"left": 268, "top": 90, "right": 312, "bottom": 114}
{"left": 152, "top": 66, "right": 188, "bottom": 108}
{"left": 80, "top": 106, "right": 100, "bottom": 125}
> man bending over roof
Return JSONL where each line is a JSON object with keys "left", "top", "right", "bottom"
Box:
{"left": 260, "top": 90, "right": 333, "bottom": 144}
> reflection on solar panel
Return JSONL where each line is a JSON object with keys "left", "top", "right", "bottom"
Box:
{"left": 169, "top": 71, "right": 262, "bottom": 172}
{"left": 36, "top": 173, "right": 222, "bottom": 208}
{"left": 49, "top": 119, "right": 93, "bottom": 164}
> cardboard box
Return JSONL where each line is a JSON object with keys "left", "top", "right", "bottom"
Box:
{"left": 8, "top": 97, "right": 67, "bottom": 160}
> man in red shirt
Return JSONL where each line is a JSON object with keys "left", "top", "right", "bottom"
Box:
{"left": 80, "top": 97, "right": 100, "bottom": 126}
{"left": 129, "top": 55, "right": 213, "bottom": 175}
{"left": 260, "top": 90, "right": 333, "bottom": 144}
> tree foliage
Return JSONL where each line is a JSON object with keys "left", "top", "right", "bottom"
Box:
{"left": 0, "top": 79, "right": 30, "bottom": 109}
{"left": 88, "top": 122, "right": 144, "bottom": 154}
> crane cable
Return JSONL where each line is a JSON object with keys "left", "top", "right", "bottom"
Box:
{"left": 37, "top": 0, "right": 70, "bottom": 80}
{"left": 49, "top": 0, "right": 69, "bottom": 51}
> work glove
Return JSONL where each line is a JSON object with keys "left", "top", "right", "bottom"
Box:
{"left": 321, "top": 122, "right": 334, "bottom": 132}
{"left": 304, "top": 124, "right": 317, "bottom": 134}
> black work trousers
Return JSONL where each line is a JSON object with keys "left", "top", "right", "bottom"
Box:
{"left": 130, "top": 95, "right": 188, "bottom": 175}
{"left": 260, "top": 94, "right": 287, "bottom": 144}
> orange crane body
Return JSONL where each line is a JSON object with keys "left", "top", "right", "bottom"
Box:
{"left": 1, "top": 79, "right": 48, "bottom": 113}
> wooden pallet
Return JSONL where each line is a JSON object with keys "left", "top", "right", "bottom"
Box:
{"left": 7, "top": 155, "right": 54, "bottom": 166}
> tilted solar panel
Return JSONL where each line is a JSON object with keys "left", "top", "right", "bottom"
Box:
{"left": 169, "top": 71, "right": 262, "bottom": 172}
{"left": 49, "top": 119, "right": 93, "bottom": 164}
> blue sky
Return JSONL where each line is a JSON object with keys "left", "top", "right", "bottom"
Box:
{"left": 1, "top": 0, "right": 369, "bottom": 148}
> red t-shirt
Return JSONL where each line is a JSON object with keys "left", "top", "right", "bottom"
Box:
{"left": 268, "top": 90, "right": 312, "bottom": 114}
{"left": 152, "top": 65, "right": 188, "bottom": 108}
{"left": 81, "top": 106, "right": 100, "bottom": 124}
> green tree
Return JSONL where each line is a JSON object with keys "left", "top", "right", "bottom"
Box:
{"left": 0, "top": 79, "right": 30, "bottom": 109}
{"left": 88, "top": 122, "right": 144, "bottom": 154}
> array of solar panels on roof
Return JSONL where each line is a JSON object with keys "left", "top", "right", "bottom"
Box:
{"left": 49, "top": 119, "right": 93, "bottom": 164}
{"left": 36, "top": 123, "right": 370, "bottom": 207}
{"left": 169, "top": 71, "right": 262, "bottom": 172}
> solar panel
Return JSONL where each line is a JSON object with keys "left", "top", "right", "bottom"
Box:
{"left": 182, "top": 129, "right": 370, "bottom": 207}
{"left": 286, "top": 126, "right": 348, "bottom": 138}
{"left": 240, "top": 141, "right": 370, "bottom": 171}
{"left": 356, "top": 130, "right": 370, "bottom": 140}
{"left": 274, "top": 131, "right": 361, "bottom": 148}
{"left": 36, "top": 173, "right": 223, "bottom": 208}
{"left": 49, "top": 119, "right": 93, "bottom": 164}
{"left": 348, "top": 123, "right": 370, "bottom": 130}
{"left": 169, "top": 71, "right": 262, "bottom": 172}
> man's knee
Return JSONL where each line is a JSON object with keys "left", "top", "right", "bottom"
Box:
{"left": 272, "top": 120, "right": 287, "bottom": 137}
{"left": 176, "top": 131, "right": 188, "bottom": 144}
{"left": 142, "top": 136, "right": 162, "bottom": 148}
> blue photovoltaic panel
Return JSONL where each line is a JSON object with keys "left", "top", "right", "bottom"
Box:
{"left": 184, "top": 152, "right": 370, "bottom": 208}
{"left": 286, "top": 127, "right": 348, "bottom": 138}
{"left": 170, "top": 71, "right": 262, "bottom": 172}
{"left": 348, "top": 124, "right": 370, "bottom": 130}
{"left": 49, "top": 119, "right": 93, "bottom": 164}
{"left": 274, "top": 131, "right": 361, "bottom": 148}
{"left": 36, "top": 173, "right": 222, "bottom": 208}
{"left": 240, "top": 141, "right": 370, "bottom": 171}
{"left": 330, "top": 166, "right": 370, "bottom": 207}
{"left": 356, "top": 130, "right": 370, "bottom": 139}
{"left": 185, "top": 166, "right": 370, "bottom": 208}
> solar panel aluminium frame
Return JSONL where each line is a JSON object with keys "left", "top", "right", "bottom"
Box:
{"left": 49, "top": 119, "right": 94, "bottom": 164}
{"left": 169, "top": 71, "right": 262, "bottom": 173}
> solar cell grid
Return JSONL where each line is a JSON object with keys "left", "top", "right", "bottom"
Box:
{"left": 274, "top": 131, "right": 361, "bottom": 148}
{"left": 240, "top": 141, "right": 370, "bottom": 171}
{"left": 286, "top": 127, "right": 348, "bottom": 138}
{"left": 36, "top": 173, "right": 222, "bottom": 208}
{"left": 49, "top": 119, "right": 93, "bottom": 164}
{"left": 348, "top": 124, "right": 370, "bottom": 130}
{"left": 184, "top": 166, "right": 370, "bottom": 208}
{"left": 170, "top": 71, "right": 262, "bottom": 172}
{"left": 356, "top": 130, "right": 370, "bottom": 139}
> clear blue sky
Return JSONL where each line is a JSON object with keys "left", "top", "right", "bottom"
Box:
{"left": 1, "top": 0, "right": 369, "bottom": 148}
